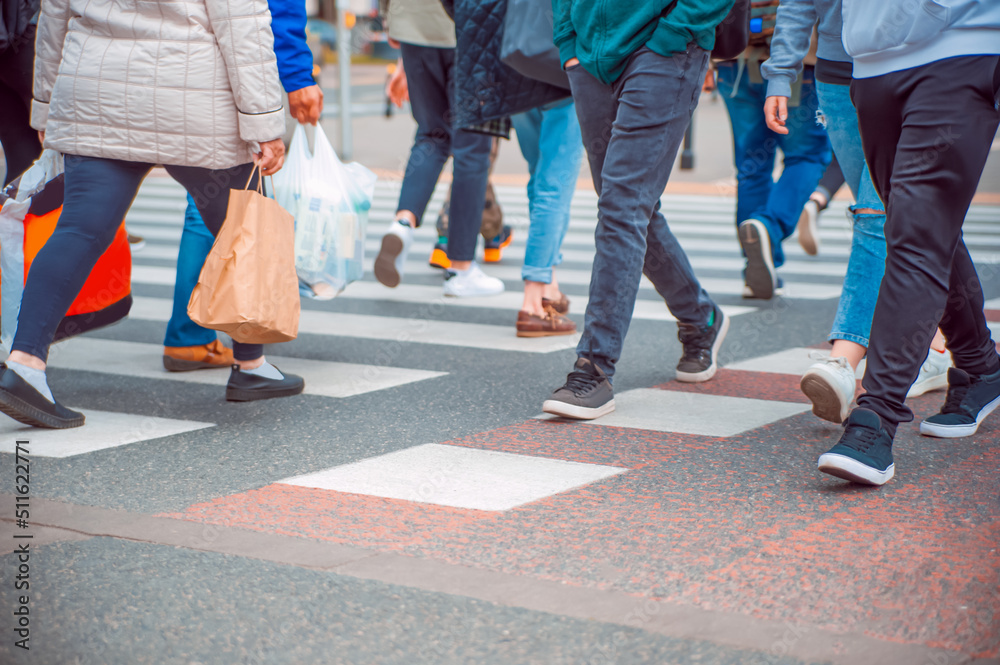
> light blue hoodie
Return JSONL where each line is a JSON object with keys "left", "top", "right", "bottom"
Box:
{"left": 841, "top": 0, "right": 1000, "bottom": 78}
{"left": 761, "top": 0, "right": 850, "bottom": 98}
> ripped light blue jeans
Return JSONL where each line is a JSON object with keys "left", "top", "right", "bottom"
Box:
{"left": 816, "top": 80, "right": 886, "bottom": 348}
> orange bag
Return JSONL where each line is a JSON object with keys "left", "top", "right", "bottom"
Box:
{"left": 1, "top": 152, "right": 131, "bottom": 349}
{"left": 187, "top": 165, "right": 299, "bottom": 344}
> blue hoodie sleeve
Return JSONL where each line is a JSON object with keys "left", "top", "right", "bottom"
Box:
{"left": 268, "top": 0, "right": 316, "bottom": 93}
{"left": 761, "top": 0, "right": 817, "bottom": 98}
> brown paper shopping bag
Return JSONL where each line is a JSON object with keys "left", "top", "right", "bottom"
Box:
{"left": 188, "top": 165, "right": 300, "bottom": 344}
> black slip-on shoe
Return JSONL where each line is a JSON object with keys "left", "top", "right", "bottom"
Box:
{"left": 226, "top": 365, "right": 305, "bottom": 402}
{"left": 0, "top": 363, "right": 85, "bottom": 429}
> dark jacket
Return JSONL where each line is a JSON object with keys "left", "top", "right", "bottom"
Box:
{"left": 442, "top": 0, "right": 569, "bottom": 129}
{"left": 0, "top": 0, "right": 39, "bottom": 52}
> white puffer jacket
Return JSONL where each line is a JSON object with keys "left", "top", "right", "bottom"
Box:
{"left": 31, "top": 0, "right": 285, "bottom": 170}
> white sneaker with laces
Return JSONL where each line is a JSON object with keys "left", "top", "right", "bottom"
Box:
{"left": 907, "top": 348, "right": 952, "bottom": 398}
{"left": 374, "top": 221, "right": 413, "bottom": 288}
{"left": 800, "top": 355, "right": 856, "bottom": 424}
{"left": 797, "top": 199, "right": 820, "bottom": 256}
{"left": 442, "top": 263, "right": 504, "bottom": 298}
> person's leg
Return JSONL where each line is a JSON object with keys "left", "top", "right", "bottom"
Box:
{"left": 394, "top": 43, "right": 453, "bottom": 226}
{"left": 164, "top": 195, "right": 220, "bottom": 348}
{"left": 850, "top": 56, "right": 999, "bottom": 438}
{"left": 0, "top": 27, "right": 42, "bottom": 185}
{"left": 763, "top": 70, "right": 831, "bottom": 268}
{"left": 714, "top": 63, "right": 776, "bottom": 229}
{"left": 812, "top": 154, "right": 845, "bottom": 209}
{"left": 516, "top": 101, "right": 583, "bottom": 308}
{"left": 573, "top": 47, "right": 717, "bottom": 380}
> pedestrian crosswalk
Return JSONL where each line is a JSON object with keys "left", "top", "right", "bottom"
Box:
{"left": 7, "top": 173, "right": 1000, "bottom": 460}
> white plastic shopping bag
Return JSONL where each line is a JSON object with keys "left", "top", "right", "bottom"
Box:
{"left": 271, "top": 124, "right": 377, "bottom": 299}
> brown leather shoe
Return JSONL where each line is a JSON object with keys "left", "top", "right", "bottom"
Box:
{"left": 516, "top": 309, "right": 577, "bottom": 337}
{"left": 541, "top": 293, "right": 570, "bottom": 315}
{"left": 163, "top": 339, "right": 235, "bottom": 371}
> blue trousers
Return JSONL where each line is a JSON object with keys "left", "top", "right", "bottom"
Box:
{"left": 510, "top": 99, "right": 583, "bottom": 284}
{"left": 164, "top": 194, "right": 219, "bottom": 348}
{"left": 568, "top": 47, "right": 716, "bottom": 380}
{"left": 12, "top": 155, "right": 263, "bottom": 362}
{"left": 715, "top": 63, "right": 832, "bottom": 268}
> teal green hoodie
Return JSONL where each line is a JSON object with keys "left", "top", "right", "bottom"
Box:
{"left": 553, "top": 0, "right": 736, "bottom": 84}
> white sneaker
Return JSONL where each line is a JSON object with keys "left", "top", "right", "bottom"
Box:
{"left": 373, "top": 221, "right": 413, "bottom": 288}
{"left": 907, "top": 348, "right": 952, "bottom": 398}
{"left": 800, "top": 356, "right": 856, "bottom": 424}
{"left": 442, "top": 263, "right": 504, "bottom": 297}
{"left": 797, "top": 199, "right": 820, "bottom": 256}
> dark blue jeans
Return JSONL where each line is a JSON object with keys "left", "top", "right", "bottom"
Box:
{"left": 568, "top": 46, "right": 716, "bottom": 380}
{"left": 715, "top": 62, "right": 831, "bottom": 268}
{"left": 396, "top": 41, "right": 491, "bottom": 262}
{"left": 13, "top": 155, "right": 264, "bottom": 362}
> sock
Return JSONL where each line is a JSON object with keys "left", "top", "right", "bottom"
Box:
{"left": 7, "top": 361, "right": 54, "bottom": 402}
{"left": 240, "top": 361, "right": 283, "bottom": 380}
{"left": 437, "top": 235, "right": 448, "bottom": 243}
{"left": 706, "top": 309, "right": 715, "bottom": 328}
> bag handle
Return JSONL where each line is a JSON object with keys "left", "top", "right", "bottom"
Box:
{"left": 244, "top": 161, "right": 264, "bottom": 194}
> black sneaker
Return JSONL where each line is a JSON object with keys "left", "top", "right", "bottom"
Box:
{"left": 817, "top": 408, "right": 894, "bottom": 486}
{"left": 676, "top": 305, "right": 729, "bottom": 383}
{"left": 738, "top": 219, "right": 777, "bottom": 300}
{"left": 542, "top": 357, "right": 615, "bottom": 420}
{"left": 0, "top": 364, "right": 85, "bottom": 429}
{"left": 226, "top": 365, "right": 305, "bottom": 402}
{"left": 919, "top": 365, "right": 1000, "bottom": 438}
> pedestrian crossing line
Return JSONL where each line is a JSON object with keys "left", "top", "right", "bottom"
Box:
{"left": 125, "top": 266, "right": 759, "bottom": 321}
{"left": 126, "top": 296, "right": 581, "bottom": 353}
{"left": 535, "top": 388, "right": 810, "bottom": 437}
{"left": 726, "top": 347, "right": 866, "bottom": 378}
{"left": 0, "top": 409, "right": 213, "bottom": 458}
{"left": 279, "top": 443, "right": 627, "bottom": 511}
{"left": 47, "top": 338, "right": 447, "bottom": 398}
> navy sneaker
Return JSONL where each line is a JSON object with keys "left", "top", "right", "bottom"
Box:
{"left": 817, "top": 408, "right": 895, "bottom": 486}
{"left": 920, "top": 365, "right": 1000, "bottom": 438}
{"left": 676, "top": 305, "right": 729, "bottom": 383}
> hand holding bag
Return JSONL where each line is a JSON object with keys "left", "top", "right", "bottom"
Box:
{"left": 188, "top": 164, "right": 300, "bottom": 344}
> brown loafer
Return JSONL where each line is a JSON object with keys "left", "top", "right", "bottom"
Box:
{"left": 163, "top": 339, "right": 235, "bottom": 371}
{"left": 516, "top": 309, "right": 577, "bottom": 337}
{"left": 541, "top": 293, "right": 570, "bottom": 315}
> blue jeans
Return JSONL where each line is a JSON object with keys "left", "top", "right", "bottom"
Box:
{"left": 396, "top": 42, "right": 491, "bottom": 262}
{"left": 715, "top": 63, "right": 831, "bottom": 268}
{"left": 13, "top": 155, "right": 263, "bottom": 362}
{"left": 164, "top": 194, "right": 219, "bottom": 348}
{"left": 816, "top": 81, "right": 887, "bottom": 348}
{"left": 568, "top": 47, "right": 716, "bottom": 380}
{"left": 510, "top": 100, "right": 583, "bottom": 284}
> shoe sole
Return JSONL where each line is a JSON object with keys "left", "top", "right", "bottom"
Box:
{"left": 919, "top": 394, "right": 1000, "bottom": 438}
{"left": 818, "top": 453, "right": 894, "bottom": 485}
{"left": 739, "top": 221, "right": 776, "bottom": 300}
{"left": 542, "top": 398, "right": 615, "bottom": 420}
{"left": 226, "top": 383, "right": 306, "bottom": 402}
{"left": 162, "top": 355, "right": 231, "bottom": 372}
{"left": 374, "top": 234, "right": 404, "bottom": 288}
{"left": 516, "top": 328, "right": 577, "bottom": 338}
{"left": 906, "top": 372, "right": 950, "bottom": 398}
{"left": 429, "top": 247, "right": 451, "bottom": 270}
{"left": 797, "top": 205, "right": 819, "bottom": 256}
{"left": 0, "top": 388, "right": 85, "bottom": 429}
{"left": 483, "top": 233, "right": 513, "bottom": 263}
{"left": 800, "top": 370, "right": 852, "bottom": 424}
{"left": 675, "top": 312, "right": 730, "bottom": 383}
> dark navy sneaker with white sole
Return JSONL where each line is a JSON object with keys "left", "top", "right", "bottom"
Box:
{"left": 676, "top": 305, "right": 729, "bottom": 383}
{"left": 818, "top": 408, "right": 895, "bottom": 486}
{"left": 542, "top": 357, "right": 615, "bottom": 420}
{"left": 920, "top": 365, "right": 1000, "bottom": 438}
{"left": 738, "top": 219, "right": 777, "bottom": 300}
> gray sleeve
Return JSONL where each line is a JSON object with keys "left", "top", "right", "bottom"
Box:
{"left": 761, "top": 0, "right": 817, "bottom": 98}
